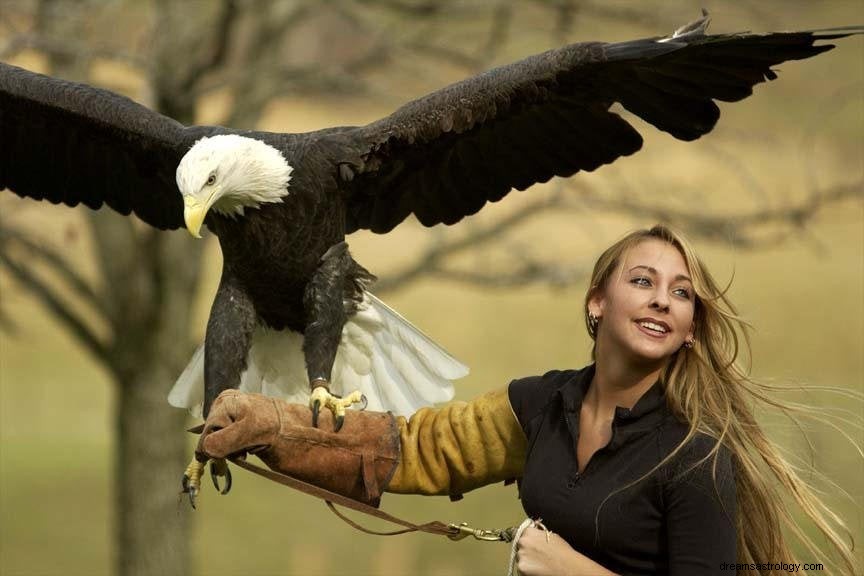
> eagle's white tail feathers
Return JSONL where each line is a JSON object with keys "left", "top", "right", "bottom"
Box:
{"left": 167, "top": 293, "right": 466, "bottom": 417}
{"left": 167, "top": 342, "right": 206, "bottom": 419}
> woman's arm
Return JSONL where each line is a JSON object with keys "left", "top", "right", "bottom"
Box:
{"left": 387, "top": 388, "right": 527, "bottom": 497}
{"left": 664, "top": 439, "right": 737, "bottom": 576}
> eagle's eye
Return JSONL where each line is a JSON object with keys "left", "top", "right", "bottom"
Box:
{"left": 206, "top": 173, "right": 217, "bottom": 186}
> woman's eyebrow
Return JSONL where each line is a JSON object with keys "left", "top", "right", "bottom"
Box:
{"left": 628, "top": 265, "right": 692, "bottom": 283}
{"left": 629, "top": 265, "right": 657, "bottom": 275}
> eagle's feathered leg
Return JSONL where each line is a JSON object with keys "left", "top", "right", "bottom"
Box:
{"left": 304, "top": 242, "right": 374, "bottom": 431}
{"left": 181, "top": 270, "right": 256, "bottom": 507}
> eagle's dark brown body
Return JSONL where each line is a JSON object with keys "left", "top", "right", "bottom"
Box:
{"left": 208, "top": 138, "right": 347, "bottom": 333}
{"left": 201, "top": 135, "right": 375, "bottom": 413}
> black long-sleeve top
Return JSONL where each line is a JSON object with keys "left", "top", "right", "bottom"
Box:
{"left": 508, "top": 365, "right": 737, "bottom": 576}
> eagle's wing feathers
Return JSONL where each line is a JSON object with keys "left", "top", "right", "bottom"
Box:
{"left": 0, "top": 62, "right": 215, "bottom": 230}
{"left": 341, "top": 24, "right": 860, "bottom": 234}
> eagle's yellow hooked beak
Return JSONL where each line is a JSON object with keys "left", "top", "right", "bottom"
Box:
{"left": 183, "top": 193, "right": 217, "bottom": 239}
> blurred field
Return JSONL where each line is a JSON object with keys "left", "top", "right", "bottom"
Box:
{"left": 1, "top": 2, "right": 863, "bottom": 575}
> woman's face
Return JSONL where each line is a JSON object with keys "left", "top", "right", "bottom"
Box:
{"left": 590, "top": 239, "right": 695, "bottom": 366}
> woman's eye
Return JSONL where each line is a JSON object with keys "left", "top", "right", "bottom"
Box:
{"left": 673, "top": 288, "right": 691, "bottom": 299}
{"left": 630, "top": 276, "right": 651, "bottom": 287}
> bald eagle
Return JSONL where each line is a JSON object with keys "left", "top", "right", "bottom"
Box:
{"left": 1, "top": 14, "right": 860, "bottom": 500}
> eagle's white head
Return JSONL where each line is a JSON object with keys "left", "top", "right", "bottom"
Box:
{"left": 176, "top": 134, "right": 293, "bottom": 237}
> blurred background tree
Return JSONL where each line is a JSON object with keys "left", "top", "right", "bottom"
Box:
{"left": 1, "top": 1, "right": 861, "bottom": 575}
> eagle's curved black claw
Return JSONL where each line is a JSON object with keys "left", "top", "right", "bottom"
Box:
{"left": 210, "top": 462, "right": 232, "bottom": 495}
{"left": 311, "top": 399, "right": 321, "bottom": 428}
{"left": 359, "top": 394, "right": 368, "bottom": 411}
{"left": 181, "top": 474, "right": 198, "bottom": 510}
{"left": 334, "top": 414, "right": 345, "bottom": 433}
{"left": 224, "top": 467, "right": 232, "bottom": 494}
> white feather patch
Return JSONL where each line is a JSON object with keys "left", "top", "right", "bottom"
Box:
{"left": 167, "top": 293, "right": 466, "bottom": 417}
{"left": 167, "top": 342, "right": 206, "bottom": 419}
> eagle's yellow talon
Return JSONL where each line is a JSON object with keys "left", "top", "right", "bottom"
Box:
{"left": 342, "top": 390, "right": 365, "bottom": 407}
{"left": 182, "top": 457, "right": 207, "bottom": 509}
{"left": 308, "top": 386, "right": 365, "bottom": 431}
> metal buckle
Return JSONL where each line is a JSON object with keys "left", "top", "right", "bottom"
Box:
{"left": 446, "top": 522, "right": 511, "bottom": 542}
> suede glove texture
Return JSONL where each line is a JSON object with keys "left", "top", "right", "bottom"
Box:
{"left": 388, "top": 388, "right": 526, "bottom": 497}
{"left": 196, "top": 390, "right": 400, "bottom": 506}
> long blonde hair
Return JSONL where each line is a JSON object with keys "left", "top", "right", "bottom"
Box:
{"left": 583, "top": 225, "right": 857, "bottom": 576}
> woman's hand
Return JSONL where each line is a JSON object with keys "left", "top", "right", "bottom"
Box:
{"left": 515, "top": 526, "right": 618, "bottom": 576}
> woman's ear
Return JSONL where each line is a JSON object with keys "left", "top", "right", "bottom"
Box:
{"left": 686, "top": 323, "right": 696, "bottom": 343}
{"left": 587, "top": 286, "right": 605, "bottom": 319}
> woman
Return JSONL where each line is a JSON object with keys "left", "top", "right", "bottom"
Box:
{"left": 197, "top": 225, "right": 855, "bottom": 575}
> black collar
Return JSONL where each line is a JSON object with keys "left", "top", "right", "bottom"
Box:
{"left": 557, "top": 364, "right": 670, "bottom": 449}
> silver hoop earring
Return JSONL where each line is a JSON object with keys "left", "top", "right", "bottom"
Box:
{"left": 588, "top": 312, "right": 599, "bottom": 336}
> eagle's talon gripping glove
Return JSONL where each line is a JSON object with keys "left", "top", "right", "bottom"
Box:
{"left": 196, "top": 390, "right": 400, "bottom": 506}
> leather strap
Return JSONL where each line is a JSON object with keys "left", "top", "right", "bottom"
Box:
{"left": 360, "top": 452, "right": 381, "bottom": 504}
{"left": 230, "top": 456, "right": 458, "bottom": 538}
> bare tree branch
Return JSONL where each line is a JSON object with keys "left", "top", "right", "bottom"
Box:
{"left": 400, "top": 1, "right": 513, "bottom": 73}
{"left": 430, "top": 258, "right": 590, "bottom": 288}
{"left": 351, "top": 0, "right": 444, "bottom": 17}
{"left": 177, "top": 0, "right": 239, "bottom": 93}
{"left": 375, "top": 190, "right": 568, "bottom": 292}
{"left": 799, "top": 82, "right": 864, "bottom": 195}
{"left": 567, "top": 179, "right": 864, "bottom": 247}
{"left": 0, "top": 32, "right": 143, "bottom": 63}
{"left": 0, "top": 224, "right": 107, "bottom": 319}
{"left": 220, "top": 1, "right": 315, "bottom": 127}
{"left": 377, "top": 178, "right": 863, "bottom": 293}
{"left": 478, "top": 2, "right": 514, "bottom": 64}
{"left": 0, "top": 302, "right": 19, "bottom": 335}
{"left": 696, "top": 141, "right": 770, "bottom": 204}
{"left": 403, "top": 39, "right": 486, "bottom": 70}
{"left": 0, "top": 251, "right": 108, "bottom": 363}
{"left": 528, "top": 0, "right": 669, "bottom": 30}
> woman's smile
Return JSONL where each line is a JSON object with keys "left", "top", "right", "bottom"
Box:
{"left": 634, "top": 318, "right": 671, "bottom": 338}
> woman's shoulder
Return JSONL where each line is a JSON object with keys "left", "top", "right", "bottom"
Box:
{"left": 508, "top": 366, "right": 588, "bottom": 430}
{"left": 657, "top": 424, "right": 735, "bottom": 485}
{"left": 658, "top": 419, "right": 728, "bottom": 454}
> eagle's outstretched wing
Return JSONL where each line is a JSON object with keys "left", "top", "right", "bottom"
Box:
{"left": 0, "top": 62, "right": 217, "bottom": 230}
{"left": 340, "top": 20, "right": 862, "bottom": 234}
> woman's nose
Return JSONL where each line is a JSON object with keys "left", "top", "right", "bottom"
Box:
{"left": 650, "top": 292, "right": 670, "bottom": 312}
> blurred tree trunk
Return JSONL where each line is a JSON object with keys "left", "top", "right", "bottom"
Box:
{"left": 35, "top": 2, "right": 203, "bottom": 575}
{"left": 107, "top": 229, "right": 201, "bottom": 576}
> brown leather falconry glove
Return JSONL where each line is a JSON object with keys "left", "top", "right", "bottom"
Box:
{"left": 197, "top": 390, "right": 400, "bottom": 506}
